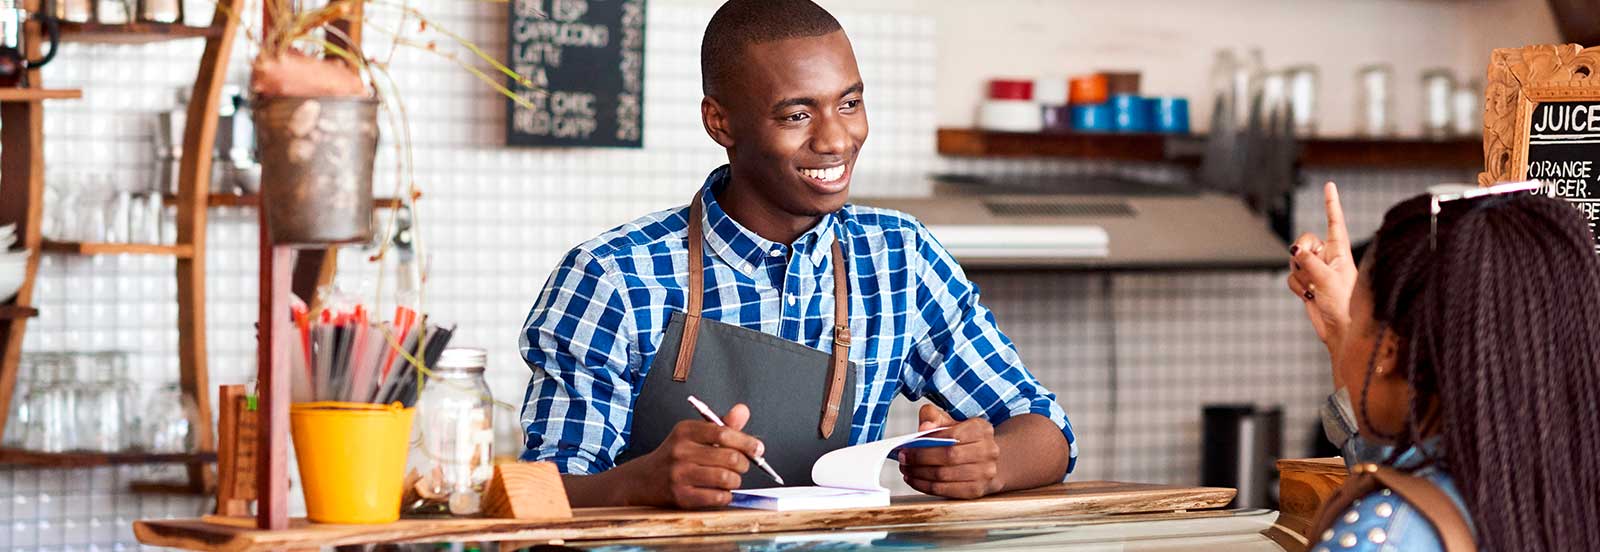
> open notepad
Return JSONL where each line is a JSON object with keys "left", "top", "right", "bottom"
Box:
{"left": 731, "top": 428, "right": 957, "bottom": 511}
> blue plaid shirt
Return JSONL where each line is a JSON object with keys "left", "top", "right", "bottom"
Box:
{"left": 519, "top": 165, "right": 1077, "bottom": 476}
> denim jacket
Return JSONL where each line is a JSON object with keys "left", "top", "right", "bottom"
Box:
{"left": 1312, "top": 390, "right": 1474, "bottom": 552}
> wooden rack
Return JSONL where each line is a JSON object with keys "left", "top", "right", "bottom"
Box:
{"left": 0, "top": 0, "right": 246, "bottom": 495}
{"left": 936, "top": 128, "right": 1484, "bottom": 169}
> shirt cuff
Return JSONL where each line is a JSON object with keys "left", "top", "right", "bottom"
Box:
{"left": 522, "top": 441, "right": 611, "bottom": 476}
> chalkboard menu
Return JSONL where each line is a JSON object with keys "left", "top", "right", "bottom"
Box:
{"left": 507, "top": 0, "right": 646, "bottom": 148}
{"left": 1527, "top": 101, "right": 1600, "bottom": 251}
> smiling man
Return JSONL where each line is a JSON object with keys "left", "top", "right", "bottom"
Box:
{"left": 520, "top": 0, "right": 1076, "bottom": 509}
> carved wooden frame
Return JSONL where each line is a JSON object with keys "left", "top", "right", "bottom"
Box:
{"left": 1479, "top": 43, "right": 1600, "bottom": 187}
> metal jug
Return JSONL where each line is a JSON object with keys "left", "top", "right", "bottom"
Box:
{"left": 0, "top": 0, "right": 60, "bottom": 87}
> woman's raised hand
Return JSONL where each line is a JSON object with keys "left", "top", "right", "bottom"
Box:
{"left": 1287, "top": 182, "right": 1359, "bottom": 357}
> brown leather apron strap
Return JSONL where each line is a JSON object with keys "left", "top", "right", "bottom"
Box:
{"left": 673, "top": 189, "right": 853, "bottom": 437}
{"left": 672, "top": 191, "right": 707, "bottom": 382}
{"left": 819, "top": 238, "right": 850, "bottom": 439}
{"left": 1309, "top": 463, "right": 1477, "bottom": 552}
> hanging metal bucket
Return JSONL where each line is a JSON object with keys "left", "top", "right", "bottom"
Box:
{"left": 254, "top": 95, "right": 378, "bottom": 245}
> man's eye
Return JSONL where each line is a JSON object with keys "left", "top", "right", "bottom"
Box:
{"left": 842, "top": 99, "right": 862, "bottom": 110}
{"left": 784, "top": 112, "right": 810, "bottom": 122}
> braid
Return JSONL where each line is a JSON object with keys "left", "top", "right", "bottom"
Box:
{"left": 1367, "top": 193, "right": 1600, "bottom": 551}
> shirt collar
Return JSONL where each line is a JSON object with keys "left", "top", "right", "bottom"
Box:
{"left": 698, "top": 166, "right": 844, "bottom": 277}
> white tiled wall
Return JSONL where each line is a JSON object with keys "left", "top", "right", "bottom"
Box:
{"left": 1, "top": 0, "right": 1477, "bottom": 548}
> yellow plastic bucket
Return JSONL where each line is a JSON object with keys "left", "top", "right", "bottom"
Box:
{"left": 290, "top": 401, "right": 415, "bottom": 524}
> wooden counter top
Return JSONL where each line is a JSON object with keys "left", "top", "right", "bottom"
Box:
{"left": 134, "top": 481, "right": 1235, "bottom": 551}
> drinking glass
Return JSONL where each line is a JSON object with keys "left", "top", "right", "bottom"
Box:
{"left": 1286, "top": 65, "right": 1320, "bottom": 137}
{"left": 1452, "top": 79, "right": 1483, "bottom": 138}
{"left": 1421, "top": 69, "right": 1456, "bottom": 139}
{"left": 144, "top": 383, "right": 197, "bottom": 453}
{"left": 1356, "top": 65, "right": 1395, "bottom": 137}
{"left": 74, "top": 352, "right": 122, "bottom": 452}
{"left": 77, "top": 175, "right": 111, "bottom": 243}
{"left": 107, "top": 352, "right": 143, "bottom": 450}
{"left": 22, "top": 354, "right": 78, "bottom": 452}
{"left": 2, "top": 354, "right": 36, "bottom": 448}
{"left": 52, "top": 175, "right": 81, "bottom": 241}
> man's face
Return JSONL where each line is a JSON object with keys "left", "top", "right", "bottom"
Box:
{"left": 715, "top": 31, "right": 867, "bottom": 217}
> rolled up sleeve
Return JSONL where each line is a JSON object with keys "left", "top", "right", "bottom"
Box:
{"left": 519, "top": 249, "right": 637, "bottom": 475}
{"left": 899, "top": 222, "right": 1078, "bottom": 477}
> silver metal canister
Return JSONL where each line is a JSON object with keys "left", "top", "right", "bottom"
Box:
{"left": 253, "top": 95, "right": 377, "bottom": 245}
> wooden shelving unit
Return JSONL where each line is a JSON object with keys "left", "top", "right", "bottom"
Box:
{"left": 0, "top": 448, "right": 217, "bottom": 468}
{"left": 0, "top": 306, "right": 37, "bottom": 319}
{"left": 39, "top": 240, "right": 196, "bottom": 257}
{"left": 163, "top": 194, "right": 406, "bottom": 210}
{"left": 939, "top": 129, "right": 1177, "bottom": 162}
{"left": 62, "top": 22, "right": 220, "bottom": 44}
{"left": 0, "top": 0, "right": 247, "bottom": 496}
{"left": 0, "top": 88, "right": 82, "bottom": 102}
{"left": 936, "top": 128, "right": 1484, "bottom": 170}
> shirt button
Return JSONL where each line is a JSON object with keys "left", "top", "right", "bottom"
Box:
{"left": 787, "top": 296, "right": 797, "bottom": 307}
{"left": 768, "top": 248, "right": 782, "bottom": 257}
{"left": 740, "top": 262, "right": 752, "bottom": 272}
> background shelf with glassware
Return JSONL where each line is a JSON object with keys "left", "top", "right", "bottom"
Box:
{"left": 0, "top": 0, "right": 248, "bottom": 498}
{"left": 936, "top": 128, "right": 1483, "bottom": 170}
{"left": 0, "top": 352, "right": 211, "bottom": 472}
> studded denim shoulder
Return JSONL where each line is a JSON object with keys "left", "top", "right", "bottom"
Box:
{"left": 1309, "top": 468, "right": 1471, "bottom": 552}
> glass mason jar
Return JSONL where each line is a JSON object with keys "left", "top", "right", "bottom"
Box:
{"left": 76, "top": 353, "right": 123, "bottom": 452}
{"left": 404, "top": 348, "right": 495, "bottom": 516}
{"left": 23, "top": 353, "right": 78, "bottom": 452}
{"left": 105, "top": 352, "right": 143, "bottom": 451}
{"left": 144, "top": 383, "right": 197, "bottom": 453}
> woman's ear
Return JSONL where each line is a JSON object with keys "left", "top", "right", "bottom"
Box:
{"left": 702, "top": 96, "right": 736, "bottom": 148}
{"left": 1374, "top": 330, "right": 1403, "bottom": 379}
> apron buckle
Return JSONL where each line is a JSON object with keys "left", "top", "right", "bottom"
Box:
{"left": 833, "top": 325, "right": 851, "bottom": 347}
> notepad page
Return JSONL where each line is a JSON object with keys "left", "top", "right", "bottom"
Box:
{"left": 731, "top": 487, "right": 889, "bottom": 511}
{"left": 811, "top": 428, "right": 950, "bottom": 491}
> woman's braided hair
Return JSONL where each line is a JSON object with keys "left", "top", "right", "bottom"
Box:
{"left": 1365, "top": 191, "right": 1600, "bottom": 550}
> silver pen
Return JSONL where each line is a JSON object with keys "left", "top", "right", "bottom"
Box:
{"left": 685, "top": 395, "right": 785, "bottom": 485}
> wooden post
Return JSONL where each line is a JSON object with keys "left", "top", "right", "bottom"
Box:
{"left": 175, "top": 0, "right": 248, "bottom": 494}
{"left": 0, "top": 0, "right": 47, "bottom": 448}
{"left": 0, "top": 106, "right": 42, "bottom": 440}
{"left": 256, "top": 217, "right": 293, "bottom": 530}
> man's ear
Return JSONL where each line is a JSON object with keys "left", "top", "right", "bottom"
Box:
{"left": 702, "top": 96, "right": 736, "bottom": 148}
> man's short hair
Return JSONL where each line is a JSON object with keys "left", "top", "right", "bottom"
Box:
{"left": 700, "top": 0, "right": 844, "bottom": 97}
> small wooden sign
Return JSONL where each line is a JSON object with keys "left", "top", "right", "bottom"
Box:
{"left": 1480, "top": 44, "right": 1600, "bottom": 250}
{"left": 481, "top": 462, "right": 573, "bottom": 521}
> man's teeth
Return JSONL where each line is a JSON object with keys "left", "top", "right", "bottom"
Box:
{"left": 801, "top": 166, "right": 846, "bottom": 182}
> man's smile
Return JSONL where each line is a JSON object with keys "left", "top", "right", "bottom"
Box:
{"left": 798, "top": 162, "right": 851, "bottom": 193}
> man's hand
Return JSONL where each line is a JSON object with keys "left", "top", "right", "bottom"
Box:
{"left": 898, "top": 404, "right": 1004, "bottom": 499}
{"left": 1287, "top": 182, "right": 1359, "bottom": 362}
{"left": 626, "top": 403, "right": 763, "bottom": 509}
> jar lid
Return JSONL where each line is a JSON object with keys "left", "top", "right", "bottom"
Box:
{"left": 435, "top": 347, "right": 487, "bottom": 372}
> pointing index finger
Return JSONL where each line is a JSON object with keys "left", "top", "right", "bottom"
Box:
{"left": 1324, "top": 182, "right": 1350, "bottom": 247}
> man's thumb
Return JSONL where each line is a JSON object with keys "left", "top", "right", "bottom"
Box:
{"left": 919, "top": 403, "right": 954, "bottom": 430}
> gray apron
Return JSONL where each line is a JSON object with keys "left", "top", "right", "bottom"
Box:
{"left": 615, "top": 191, "right": 856, "bottom": 487}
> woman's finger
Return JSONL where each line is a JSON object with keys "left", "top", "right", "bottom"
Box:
{"left": 1286, "top": 272, "right": 1312, "bottom": 302}
{"left": 1291, "top": 233, "right": 1324, "bottom": 257}
{"left": 1295, "top": 246, "right": 1337, "bottom": 283}
{"left": 1324, "top": 182, "right": 1351, "bottom": 250}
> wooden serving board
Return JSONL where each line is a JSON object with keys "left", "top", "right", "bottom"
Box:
{"left": 1276, "top": 457, "right": 1349, "bottom": 538}
{"left": 134, "top": 481, "right": 1235, "bottom": 551}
